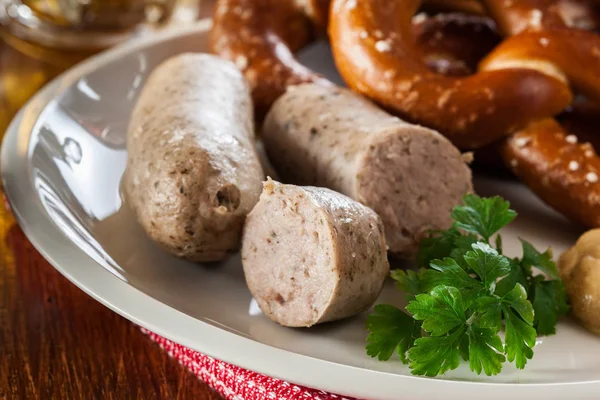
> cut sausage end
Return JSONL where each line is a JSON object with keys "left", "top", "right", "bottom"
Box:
{"left": 242, "top": 182, "right": 338, "bottom": 327}
{"left": 356, "top": 127, "right": 473, "bottom": 256}
{"left": 242, "top": 179, "right": 389, "bottom": 327}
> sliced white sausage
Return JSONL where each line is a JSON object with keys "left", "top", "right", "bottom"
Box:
{"left": 242, "top": 179, "right": 389, "bottom": 327}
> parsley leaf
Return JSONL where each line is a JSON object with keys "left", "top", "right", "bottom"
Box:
{"left": 495, "top": 234, "right": 503, "bottom": 254}
{"left": 449, "top": 234, "right": 479, "bottom": 270}
{"left": 520, "top": 239, "right": 559, "bottom": 279}
{"left": 459, "top": 334, "right": 470, "bottom": 361}
{"left": 474, "top": 296, "right": 502, "bottom": 332}
{"left": 421, "top": 258, "right": 483, "bottom": 296}
{"left": 495, "top": 259, "right": 529, "bottom": 297}
{"left": 366, "top": 304, "right": 420, "bottom": 362}
{"left": 463, "top": 242, "right": 512, "bottom": 289}
{"left": 408, "top": 286, "right": 510, "bottom": 376}
{"left": 417, "top": 228, "right": 479, "bottom": 270}
{"left": 408, "top": 327, "right": 464, "bottom": 376}
{"left": 391, "top": 269, "right": 424, "bottom": 301}
{"left": 503, "top": 310, "right": 536, "bottom": 369}
{"left": 467, "top": 326, "right": 505, "bottom": 376}
{"left": 451, "top": 194, "right": 517, "bottom": 242}
{"left": 533, "top": 279, "right": 569, "bottom": 335}
{"left": 501, "top": 284, "right": 536, "bottom": 369}
{"left": 456, "top": 233, "right": 479, "bottom": 249}
{"left": 406, "top": 286, "right": 466, "bottom": 336}
{"left": 417, "top": 228, "right": 462, "bottom": 268}
{"left": 502, "top": 284, "right": 534, "bottom": 323}
{"left": 366, "top": 193, "right": 569, "bottom": 378}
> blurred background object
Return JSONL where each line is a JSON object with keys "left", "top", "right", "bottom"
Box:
{"left": 0, "top": 0, "right": 203, "bottom": 133}
{"left": 0, "top": 0, "right": 200, "bottom": 49}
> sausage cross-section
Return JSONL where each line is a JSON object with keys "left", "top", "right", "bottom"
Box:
{"left": 242, "top": 179, "right": 390, "bottom": 327}
{"left": 262, "top": 84, "right": 473, "bottom": 257}
{"left": 123, "top": 53, "right": 264, "bottom": 262}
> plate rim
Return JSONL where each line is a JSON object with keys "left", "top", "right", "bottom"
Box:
{"left": 2, "top": 21, "right": 600, "bottom": 400}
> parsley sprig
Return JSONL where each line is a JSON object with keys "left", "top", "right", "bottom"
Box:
{"left": 366, "top": 194, "right": 569, "bottom": 376}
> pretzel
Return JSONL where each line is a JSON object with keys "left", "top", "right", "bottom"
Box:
{"left": 421, "top": 0, "right": 486, "bottom": 16}
{"left": 487, "top": 0, "right": 600, "bottom": 227}
{"left": 414, "top": 13, "right": 500, "bottom": 76}
{"left": 209, "top": 0, "right": 331, "bottom": 118}
{"left": 330, "top": 0, "right": 600, "bottom": 227}
{"left": 558, "top": 101, "right": 600, "bottom": 143}
{"left": 441, "top": 2, "right": 600, "bottom": 226}
{"left": 501, "top": 119, "right": 600, "bottom": 226}
{"left": 484, "top": 0, "right": 600, "bottom": 35}
{"left": 501, "top": 98, "right": 600, "bottom": 226}
{"left": 209, "top": 0, "right": 494, "bottom": 119}
{"left": 329, "top": 0, "right": 577, "bottom": 149}
{"left": 296, "top": 0, "right": 331, "bottom": 31}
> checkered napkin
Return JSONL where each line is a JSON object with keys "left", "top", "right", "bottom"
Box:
{"left": 141, "top": 328, "right": 359, "bottom": 400}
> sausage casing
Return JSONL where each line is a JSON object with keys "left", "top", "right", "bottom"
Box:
{"left": 123, "top": 54, "right": 264, "bottom": 262}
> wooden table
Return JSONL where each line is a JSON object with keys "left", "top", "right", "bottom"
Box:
{"left": 0, "top": 221, "right": 222, "bottom": 399}
{"left": 0, "top": 3, "right": 224, "bottom": 399}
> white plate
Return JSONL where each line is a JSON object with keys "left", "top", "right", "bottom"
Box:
{"left": 2, "top": 21, "right": 600, "bottom": 400}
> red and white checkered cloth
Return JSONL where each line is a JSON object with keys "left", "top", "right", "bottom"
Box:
{"left": 141, "top": 328, "right": 359, "bottom": 400}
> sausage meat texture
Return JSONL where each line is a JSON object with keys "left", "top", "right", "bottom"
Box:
{"left": 262, "top": 84, "right": 473, "bottom": 257}
{"left": 123, "top": 53, "right": 264, "bottom": 262}
{"left": 242, "top": 179, "right": 390, "bottom": 327}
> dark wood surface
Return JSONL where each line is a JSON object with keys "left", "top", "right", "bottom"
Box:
{"left": 0, "top": 2, "right": 224, "bottom": 399}
{"left": 0, "top": 205, "right": 224, "bottom": 400}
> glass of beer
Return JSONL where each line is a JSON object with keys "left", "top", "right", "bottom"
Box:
{"left": 0, "top": 0, "right": 199, "bottom": 50}
{"left": 0, "top": 0, "right": 201, "bottom": 133}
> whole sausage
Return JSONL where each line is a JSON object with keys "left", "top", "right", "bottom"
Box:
{"left": 242, "top": 179, "right": 389, "bottom": 327}
{"left": 262, "top": 84, "right": 473, "bottom": 257}
{"left": 123, "top": 53, "right": 264, "bottom": 262}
